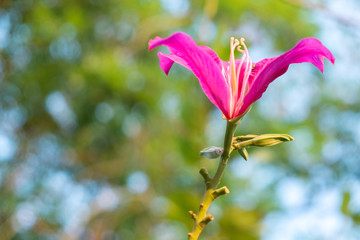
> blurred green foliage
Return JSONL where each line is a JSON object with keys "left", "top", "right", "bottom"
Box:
{"left": 0, "top": 0, "right": 359, "bottom": 239}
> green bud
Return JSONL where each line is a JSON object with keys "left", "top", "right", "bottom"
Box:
{"left": 233, "top": 134, "right": 294, "bottom": 149}
{"left": 200, "top": 146, "right": 224, "bottom": 159}
{"left": 233, "top": 135, "right": 257, "bottom": 142}
{"left": 251, "top": 134, "right": 294, "bottom": 147}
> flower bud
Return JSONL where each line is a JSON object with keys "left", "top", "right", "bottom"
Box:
{"left": 251, "top": 134, "right": 294, "bottom": 147}
{"left": 200, "top": 146, "right": 224, "bottom": 159}
{"left": 233, "top": 134, "right": 294, "bottom": 149}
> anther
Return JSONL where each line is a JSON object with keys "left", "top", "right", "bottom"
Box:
{"left": 252, "top": 64, "right": 256, "bottom": 70}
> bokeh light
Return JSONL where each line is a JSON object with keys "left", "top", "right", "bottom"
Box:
{"left": 0, "top": 1, "right": 359, "bottom": 239}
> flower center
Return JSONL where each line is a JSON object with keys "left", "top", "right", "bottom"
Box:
{"left": 229, "top": 37, "right": 253, "bottom": 117}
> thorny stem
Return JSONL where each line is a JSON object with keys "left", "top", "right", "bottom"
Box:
{"left": 187, "top": 121, "right": 237, "bottom": 240}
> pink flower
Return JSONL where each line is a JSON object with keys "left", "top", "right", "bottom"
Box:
{"left": 148, "top": 32, "right": 335, "bottom": 120}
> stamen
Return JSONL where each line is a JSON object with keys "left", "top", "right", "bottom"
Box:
{"left": 230, "top": 38, "right": 240, "bottom": 91}
{"left": 229, "top": 37, "right": 240, "bottom": 117}
{"left": 228, "top": 37, "right": 253, "bottom": 118}
{"left": 235, "top": 38, "right": 253, "bottom": 115}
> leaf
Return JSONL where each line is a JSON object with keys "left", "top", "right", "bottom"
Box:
{"left": 237, "top": 148, "right": 249, "bottom": 161}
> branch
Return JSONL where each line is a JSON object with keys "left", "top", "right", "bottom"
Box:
{"left": 199, "top": 168, "right": 212, "bottom": 188}
{"left": 187, "top": 121, "right": 237, "bottom": 240}
{"left": 212, "top": 186, "right": 230, "bottom": 199}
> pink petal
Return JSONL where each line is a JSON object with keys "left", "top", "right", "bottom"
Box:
{"left": 237, "top": 37, "right": 335, "bottom": 116}
{"left": 200, "top": 46, "right": 222, "bottom": 68}
{"left": 149, "top": 32, "right": 231, "bottom": 118}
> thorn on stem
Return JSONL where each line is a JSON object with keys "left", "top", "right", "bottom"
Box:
{"left": 188, "top": 210, "right": 197, "bottom": 220}
{"left": 200, "top": 203, "right": 204, "bottom": 208}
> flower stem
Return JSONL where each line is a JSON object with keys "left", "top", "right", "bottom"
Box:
{"left": 187, "top": 121, "right": 237, "bottom": 240}
{"left": 210, "top": 121, "right": 237, "bottom": 189}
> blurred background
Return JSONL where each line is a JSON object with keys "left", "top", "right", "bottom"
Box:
{"left": 0, "top": 0, "right": 359, "bottom": 239}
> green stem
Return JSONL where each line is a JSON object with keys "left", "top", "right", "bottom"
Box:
{"left": 187, "top": 121, "right": 238, "bottom": 240}
{"left": 210, "top": 121, "right": 237, "bottom": 189}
